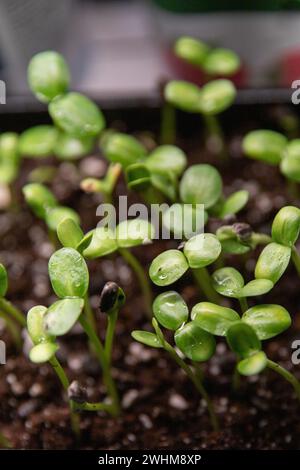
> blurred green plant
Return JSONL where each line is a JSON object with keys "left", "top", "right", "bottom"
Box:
{"left": 0, "top": 264, "right": 26, "bottom": 347}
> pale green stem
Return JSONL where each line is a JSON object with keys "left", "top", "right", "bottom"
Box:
{"left": 79, "top": 315, "right": 120, "bottom": 416}
{"left": 72, "top": 401, "right": 114, "bottom": 413}
{"left": 292, "top": 246, "right": 300, "bottom": 276}
{"left": 267, "top": 359, "right": 300, "bottom": 401}
{"left": 163, "top": 341, "right": 219, "bottom": 431}
{"left": 0, "top": 310, "right": 22, "bottom": 348}
{"left": 105, "top": 163, "right": 122, "bottom": 195}
{"left": 238, "top": 297, "right": 248, "bottom": 313}
{"left": 49, "top": 356, "right": 80, "bottom": 437}
{"left": 192, "top": 361, "right": 204, "bottom": 382}
{"left": 160, "top": 102, "right": 176, "bottom": 145}
{"left": 105, "top": 308, "right": 118, "bottom": 365}
{"left": 118, "top": 248, "right": 152, "bottom": 318}
{"left": 84, "top": 293, "right": 97, "bottom": 332}
{"left": 192, "top": 267, "right": 220, "bottom": 304}
{"left": 203, "top": 114, "right": 227, "bottom": 161}
{"left": 0, "top": 298, "right": 26, "bottom": 327}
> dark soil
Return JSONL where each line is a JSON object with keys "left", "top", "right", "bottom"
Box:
{"left": 0, "top": 103, "right": 300, "bottom": 450}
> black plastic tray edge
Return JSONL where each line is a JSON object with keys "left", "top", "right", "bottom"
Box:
{"left": 0, "top": 88, "right": 294, "bottom": 115}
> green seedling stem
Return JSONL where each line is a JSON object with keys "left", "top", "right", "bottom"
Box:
{"left": 118, "top": 248, "right": 152, "bottom": 318}
{"left": 49, "top": 355, "right": 80, "bottom": 437}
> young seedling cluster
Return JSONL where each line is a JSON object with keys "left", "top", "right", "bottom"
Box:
{"left": 192, "top": 281, "right": 300, "bottom": 399}
{"left": 165, "top": 79, "right": 236, "bottom": 158}
{"left": 0, "top": 51, "right": 106, "bottom": 210}
{"left": 1, "top": 41, "right": 300, "bottom": 448}
{"left": 132, "top": 291, "right": 219, "bottom": 431}
{"left": 26, "top": 51, "right": 105, "bottom": 160}
{"left": 81, "top": 132, "right": 188, "bottom": 204}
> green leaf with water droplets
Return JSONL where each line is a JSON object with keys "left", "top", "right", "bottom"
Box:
{"left": 49, "top": 92, "right": 105, "bottom": 137}
{"left": 149, "top": 249, "right": 189, "bottom": 286}
{"left": 153, "top": 291, "right": 189, "bottom": 331}
{"left": 255, "top": 242, "right": 291, "bottom": 284}
{"left": 191, "top": 302, "right": 240, "bottom": 336}
{"left": 242, "top": 304, "right": 291, "bottom": 340}
{"left": 184, "top": 233, "right": 221, "bottom": 269}
{"left": 212, "top": 267, "right": 244, "bottom": 298}
{"left": 174, "top": 322, "right": 216, "bottom": 362}
{"left": 49, "top": 248, "right": 89, "bottom": 298}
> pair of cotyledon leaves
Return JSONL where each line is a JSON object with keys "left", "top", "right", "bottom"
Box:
{"left": 149, "top": 233, "right": 222, "bottom": 286}
{"left": 28, "top": 247, "right": 88, "bottom": 363}
{"left": 133, "top": 289, "right": 291, "bottom": 376}
{"left": 25, "top": 51, "right": 105, "bottom": 161}
{"left": 174, "top": 37, "right": 240, "bottom": 77}
{"left": 243, "top": 130, "right": 300, "bottom": 183}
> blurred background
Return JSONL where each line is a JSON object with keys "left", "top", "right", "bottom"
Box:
{"left": 1, "top": 0, "right": 300, "bottom": 100}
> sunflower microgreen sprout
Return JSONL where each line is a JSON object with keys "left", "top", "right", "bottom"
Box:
{"left": 160, "top": 36, "right": 239, "bottom": 146}
{"left": 164, "top": 79, "right": 236, "bottom": 159}
{"left": 27, "top": 244, "right": 126, "bottom": 434}
{"left": 18, "top": 51, "right": 106, "bottom": 166}
{"left": 132, "top": 291, "right": 219, "bottom": 431}
{"left": 149, "top": 233, "right": 221, "bottom": 303}
{"left": 174, "top": 36, "right": 241, "bottom": 78}
{"left": 82, "top": 134, "right": 188, "bottom": 204}
{"left": 192, "top": 296, "right": 300, "bottom": 400}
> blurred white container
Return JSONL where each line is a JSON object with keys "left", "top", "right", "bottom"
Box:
{"left": 0, "top": 0, "right": 73, "bottom": 92}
